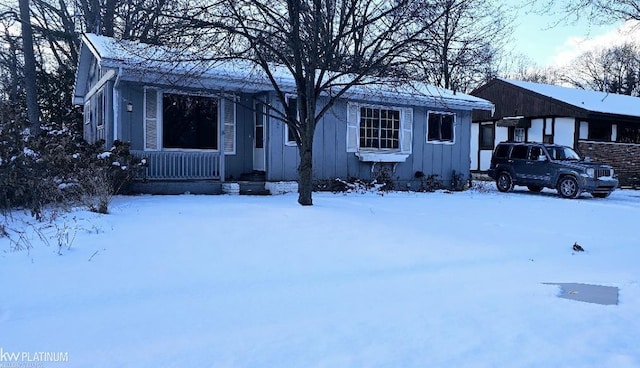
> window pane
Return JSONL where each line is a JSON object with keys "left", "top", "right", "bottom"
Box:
{"left": 428, "top": 112, "right": 454, "bottom": 142}
{"left": 479, "top": 124, "right": 494, "bottom": 149}
{"left": 286, "top": 98, "right": 297, "bottom": 144}
{"left": 494, "top": 144, "right": 510, "bottom": 158}
{"left": 441, "top": 114, "right": 453, "bottom": 141}
{"left": 588, "top": 122, "right": 611, "bottom": 141}
{"left": 514, "top": 128, "right": 525, "bottom": 142}
{"left": 359, "top": 107, "right": 400, "bottom": 149}
{"left": 617, "top": 125, "right": 640, "bottom": 144}
{"left": 529, "top": 146, "right": 543, "bottom": 160}
{"left": 428, "top": 113, "right": 440, "bottom": 140}
{"left": 255, "top": 103, "right": 264, "bottom": 149}
{"left": 163, "top": 94, "right": 218, "bottom": 149}
{"left": 510, "top": 145, "right": 528, "bottom": 159}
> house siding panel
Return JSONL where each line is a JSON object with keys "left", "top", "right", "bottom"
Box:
{"left": 554, "top": 117, "right": 576, "bottom": 147}
{"left": 224, "top": 93, "right": 254, "bottom": 180}
{"left": 529, "top": 118, "right": 544, "bottom": 142}
{"left": 470, "top": 122, "right": 479, "bottom": 171}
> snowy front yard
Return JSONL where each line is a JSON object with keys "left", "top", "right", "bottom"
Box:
{"left": 2, "top": 186, "right": 639, "bottom": 368}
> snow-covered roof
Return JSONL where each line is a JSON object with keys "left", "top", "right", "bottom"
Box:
{"left": 74, "top": 33, "right": 493, "bottom": 111}
{"left": 500, "top": 78, "right": 640, "bottom": 118}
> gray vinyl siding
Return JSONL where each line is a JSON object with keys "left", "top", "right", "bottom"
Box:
{"left": 265, "top": 93, "right": 300, "bottom": 181}
{"left": 103, "top": 80, "right": 114, "bottom": 147}
{"left": 265, "top": 97, "right": 473, "bottom": 186}
{"left": 223, "top": 93, "right": 254, "bottom": 180}
{"left": 113, "top": 84, "right": 253, "bottom": 179}
{"left": 116, "top": 83, "right": 145, "bottom": 150}
{"left": 82, "top": 47, "right": 475, "bottom": 186}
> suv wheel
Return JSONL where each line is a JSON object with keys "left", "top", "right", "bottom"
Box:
{"left": 558, "top": 176, "right": 580, "bottom": 199}
{"left": 496, "top": 171, "right": 513, "bottom": 192}
{"left": 527, "top": 185, "right": 543, "bottom": 192}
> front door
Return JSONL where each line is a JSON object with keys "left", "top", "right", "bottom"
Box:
{"left": 253, "top": 102, "right": 266, "bottom": 171}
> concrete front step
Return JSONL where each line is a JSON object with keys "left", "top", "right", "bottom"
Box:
{"left": 238, "top": 181, "right": 270, "bottom": 195}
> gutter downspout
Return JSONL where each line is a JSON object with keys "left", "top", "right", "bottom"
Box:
{"left": 113, "top": 67, "right": 122, "bottom": 143}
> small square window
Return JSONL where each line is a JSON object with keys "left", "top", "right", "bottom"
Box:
{"left": 427, "top": 112, "right": 455, "bottom": 143}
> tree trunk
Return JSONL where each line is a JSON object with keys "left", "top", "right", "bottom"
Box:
{"left": 19, "top": 0, "right": 40, "bottom": 135}
{"left": 297, "top": 122, "right": 314, "bottom": 206}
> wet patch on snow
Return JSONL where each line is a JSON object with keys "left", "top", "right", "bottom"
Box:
{"left": 544, "top": 283, "right": 619, "bottom": 305}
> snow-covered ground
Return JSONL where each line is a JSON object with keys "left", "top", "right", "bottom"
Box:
{"left": 2, "top": 184, "right": 639, "bottom": 368}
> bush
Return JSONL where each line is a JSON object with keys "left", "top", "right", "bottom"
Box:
{"left": 0, "top": 109, "right": 143, "bottom": 215}
{"left": 414, "top": 171, "right": 442, "bottom": 192}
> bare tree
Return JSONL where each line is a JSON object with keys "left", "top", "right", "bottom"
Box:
{"left": 0, "top": 15, "right": 22, "bottom": 103}
{"left": 500, "top": 52, "right": 563, "bottom": 84}
{"left": 558, "top": 43, "right": 640, "bottom": 95}
{"left": 18, "top": 0, "right": 40, "bottom": 134}
{"left": 413, "top": 0, "right": 512, "bottom": 92}
{"left": 526, "top": 0, "right": 640, "bottom": 24}
{"left": 166, "top": 0, "right": 445, "bottom": 205}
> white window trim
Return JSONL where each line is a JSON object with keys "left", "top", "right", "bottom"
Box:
{"left": 347, "top": 102, "right": 413, "bottom": 162}
{"left": 426, "top": 110, "right": 456, "bottom": 145}
{"left": 148, "top": 89, "right": 230, "bottom": 152}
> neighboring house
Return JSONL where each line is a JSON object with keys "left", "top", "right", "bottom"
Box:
{"left": 73, "top": 33, "right": 494, "bottom": 194}
{"left": 471, "top": 78, "right": 640, "bottom": 186}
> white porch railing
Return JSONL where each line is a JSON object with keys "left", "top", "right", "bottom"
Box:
{"left": 131, "top": 150, "right": 221, "bottom": 180}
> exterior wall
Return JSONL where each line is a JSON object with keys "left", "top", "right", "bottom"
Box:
{"left": 470, "top": 123, "right": 479, "bottom": 170}
{"left": 97, "top": 77, "right": 480, "bottom": 189}
{"left": 479, "top": 150, "right": 493, "bottom": 171}
{"left": 470, "top": 121, "right": 508, "bottom": 171}
{"left": 114, "top": 83, "right": 255, "bottom": 180}
{"left": 529, "top": 118, "right": 544, "bottom": 142}
{"left": 117, "top": 84, "right": 145, "bottom": 150}
{"left": 577, "top": 141, "right": 640, "bottom": 186}
{"left": 554, "top": 117, "right": 575, "bottom": 146}
{"left": 266, "top": 96, "right": 474, "bottom": 188}
{"left": 223, "top": 93, "right": 254, "bottom": 180}
{"left": 265, "top": 97, "right": 300, "bottom": 181}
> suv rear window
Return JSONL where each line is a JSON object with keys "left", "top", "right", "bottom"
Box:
{"left": 494, "top": 144, "right": 510, "bottom": 158}
{"left": 510, "top": 145, "right": 528, "bottom": 159}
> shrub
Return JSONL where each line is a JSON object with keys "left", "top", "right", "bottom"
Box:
{"left": 0, "top": 110, "right": 143, "bottom": 215}
{"left": 414, "top": 171, "right": 442, "bottom": 192}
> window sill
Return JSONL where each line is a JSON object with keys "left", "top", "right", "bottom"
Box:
{"left": 356, "top": 152, "right": 409, "bottom": 162}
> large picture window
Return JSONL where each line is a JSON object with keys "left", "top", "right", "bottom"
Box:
{"left": 587, "top": 122, "right": 612, "bottom": 141}
{"left": 427, "top": 112, "right": 455, "bottom": 142}
{"left": 359, "top": 107, "right": 400, "bottom": 149}
{"left": 616, "top": 124, "right": 640, "bottom": 144}
{"left": 162, "top": 93, "right": 218, "bottom": 149}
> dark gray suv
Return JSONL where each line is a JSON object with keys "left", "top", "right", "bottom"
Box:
{"left": 488, "top": 142, "right": 618, "bottom": 198}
